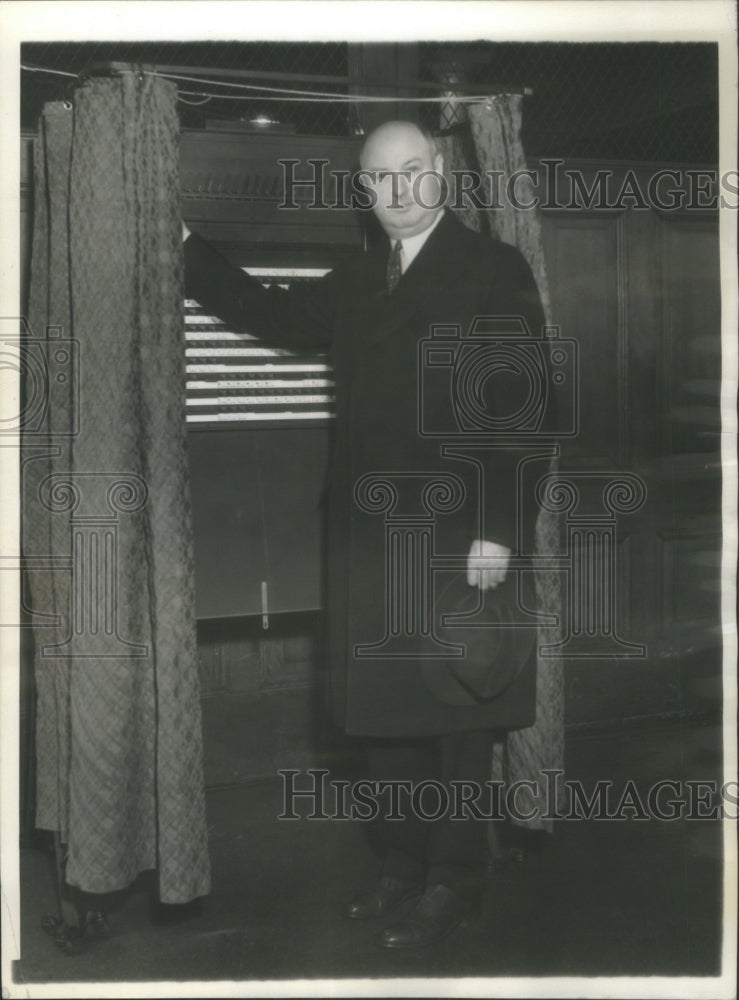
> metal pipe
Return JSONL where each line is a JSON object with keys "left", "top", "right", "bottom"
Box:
{"left": 89, "top": 61, "right": 532, "bottom": 97}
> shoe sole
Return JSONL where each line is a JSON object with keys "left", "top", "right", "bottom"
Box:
{"left": 376, "top": 905, "right": 480, "bottom": 949}
{"left": 344, "top": 888, "right": 423, "bottom": 921}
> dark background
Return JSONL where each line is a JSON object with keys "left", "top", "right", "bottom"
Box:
{"left": 21, "top": 40, "right": 718, "bottom": 160}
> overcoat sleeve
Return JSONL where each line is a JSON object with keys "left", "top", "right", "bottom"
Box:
{"left": 481, "top": 244, "right": 549, "bottom": 553}
{"left": 183, "top": 232, "right": 336, "bottom": 350}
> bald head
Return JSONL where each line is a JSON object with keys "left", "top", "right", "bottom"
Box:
{"left": 360, "top": 121, "right": 438, "bottom": 170}
{"left": 359, "top": 120, "right": 445, "bottom": 240}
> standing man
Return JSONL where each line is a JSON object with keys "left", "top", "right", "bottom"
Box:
{"left": 183, "top": 121, "right": 546, "bottom": 949}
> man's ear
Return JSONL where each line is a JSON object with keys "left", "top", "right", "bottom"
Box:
{"left": 434, "top": 151, "right": 444, "bottom": 177}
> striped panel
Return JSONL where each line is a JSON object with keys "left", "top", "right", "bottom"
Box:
{"left": 185, "top": 267, "right": 335, "bottom": 425}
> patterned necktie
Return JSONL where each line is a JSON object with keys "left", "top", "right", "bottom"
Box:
{"left": 386, "top": 240, "right": 403, "bottom": 294}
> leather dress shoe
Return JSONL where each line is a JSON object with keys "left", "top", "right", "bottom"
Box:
{"left": 377, "top": 883, "right": 478, "bottom": 949}
{"left": 344, "top": 876, "right": 423, "bottom": 920}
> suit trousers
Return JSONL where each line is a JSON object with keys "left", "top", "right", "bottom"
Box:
{"left": 365, "top": 728, "right": 498, "bottom": 900}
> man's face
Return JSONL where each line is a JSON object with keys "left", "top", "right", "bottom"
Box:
{"left": 359, "top": 122, "right": 445, "bottom": 241}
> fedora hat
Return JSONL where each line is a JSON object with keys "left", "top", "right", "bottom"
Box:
{"left": 421, "top": 572, "right": 537, "bottom": 707}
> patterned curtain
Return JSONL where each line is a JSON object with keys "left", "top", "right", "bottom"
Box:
{"left": 468, "top": 97, "right": 553, "bottom": 322}
{"left": 23, "top": 74, "right": 210, "bottom": 902}
{"left": 443, "top": 96, "right": 565, "bottom": 833}
{"left": 437, "top": 127, "right": 484, "bottom": 234}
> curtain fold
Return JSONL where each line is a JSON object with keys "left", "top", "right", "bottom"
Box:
{"left": 437, "top": 128, "right": 484, "bottom": 234}
{"left": 468, "top": 97, "right": 553, "bottom": 322}
{"left": 456, "top": 96, "right": 566, "bottom": 831}
{"left": 24, "top": 73, "right": 210, "bottom": 902}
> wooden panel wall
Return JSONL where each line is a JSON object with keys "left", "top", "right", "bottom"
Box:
{"left": 196, "top": 616, "right": 335, "bottom": 786}
{"left": 539, "top": 200, "right": 721, "bottom": 727}
{"left": 542, "top": 213, "right": 621, "bottom": 464}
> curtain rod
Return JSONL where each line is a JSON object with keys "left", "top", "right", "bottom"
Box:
{"left": 87, "top": 61, "right": 533, "bottom": 98}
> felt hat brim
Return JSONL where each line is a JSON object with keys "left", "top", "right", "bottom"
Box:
{"left": 420, "top": 572, "right": 537, "bottom": 707}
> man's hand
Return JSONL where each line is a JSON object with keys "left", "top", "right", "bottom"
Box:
{"left": 466, "top": 539, "right": 511, "bottom": 591}
{"left": 182, "top": 221, "right": 191, "bottom": 242}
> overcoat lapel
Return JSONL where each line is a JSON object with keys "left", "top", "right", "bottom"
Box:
{"left": 363, "top": 211, "right": 471, "bottom": 345}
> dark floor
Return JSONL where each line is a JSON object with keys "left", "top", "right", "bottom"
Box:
{"left": 11, "top": 717, "right": 726, "bottom": 988}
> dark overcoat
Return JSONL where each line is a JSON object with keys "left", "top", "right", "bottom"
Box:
{"left": 184, "top": 210, "right": 547, "bottom": 738}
